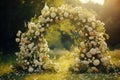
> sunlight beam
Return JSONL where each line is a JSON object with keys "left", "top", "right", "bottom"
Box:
{"left": 80, "top": 0, "right": 104, "bottom": 5}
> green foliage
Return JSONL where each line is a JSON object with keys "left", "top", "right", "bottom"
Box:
{"left": 60, "top": 19, "right": 75, "bottom": 36}
{"left": 45, "top": 24, "right": 64, "bottom": 49}
{"left": 45, "top": 0, "right": 66, "bottom": 7}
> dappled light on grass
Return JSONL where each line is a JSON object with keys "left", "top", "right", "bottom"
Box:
{"left": 109, "top": 50, "right": 120, "bottom": 68}
{"left": 0, "top": 54, "right": 15, "bottom": 75}
{"left": 24, "top": 73, "right": 69, "bottom": 80}
{"left": 0, "top": 64, "right": 13, "bottom": 75}
{"left": 24, "top": 50, "right": 75, "bottom": 80}
{"left": 0, "top": 50, "right": 120, "bottom": 80}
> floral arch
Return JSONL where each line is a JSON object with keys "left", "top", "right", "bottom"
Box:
{"left": 15, "top": 4, "right": 109, "bottom": 73}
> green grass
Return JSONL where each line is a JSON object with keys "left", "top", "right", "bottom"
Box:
{"left": 0, "top": 72, "right": 120, "bottom": 80}
{"left": 0, "top": 50, "right": 120, "bottom": 80}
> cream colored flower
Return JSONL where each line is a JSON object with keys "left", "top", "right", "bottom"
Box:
{"left": 85, "top": 25, "right": 88, "bottom": 28}
{"left": 28, "top": 43, "right": 34, "bottom": 49}
{"left": 40, "top": 28, "right": 45, "bottom": 32}
{"left": 16, "top": 30, "right": 21, "bottom": 37}
{"left": 92, "top": 22, "right": 96, "bottom": 28}
{"left": 15, "top": 52, "right": 19, "bottom": 56}
{"left": 28, "top": 67, "right": 34, "bottom": 72}
{"left": 35, "top": 31, "right": 40, "bottom": 36}
{"left": 82, "top": 60, "right": 89, "bottom": 65}
{"left": 60, "top": 17, "right": 64, "bottom": 20}
{"left": 16, "top": 38, "right": 20, "bottom": 42}
{"left": 87, "top": 18, "right": 92, "bottom": 22}
{"left": 87, "top": 27, "right": 93, "bottom": 32}
{"left": 28, "top": 22, "right": 36, "bottom": 30}
{"left": 80, "top": 42, "right": 85, "bottom": 48}
{"left": 41, "top": 3, "right": 49, "bottom": 15}
{"left": 89, "top": 48, "right": 96, "bottom": 55}
{"left": 82, "top": 19, "right": 86, "bottom": 23}
{"left": 81, "top": 54, "right": 85, "bottom": 58}
{"left": 93, "top": 59, "right": 100, "bottom": 66}
{"left": 50, "top": 12, "right": 56, "bottom": 18}
{"left": 34, "top": 60, "right": 40, "bottom": 65}
{"left": 89, "top": 36, "right": 94, "bottom": 40}
{"left": 64, "top": 12, "right": 69, "bottom": 17}
{"left": 27, "top": 62, "right": 30, "bottom": 65}
{"left": 40, "top": 48, "right": 44, "bottom": 52}
{"left": 20, "top": 46, "right": 25, "bottom": 52}
{"left": 91, "top": 41, "right": 97, "bottom": 46}
{"left": 75, "top": 58, "right": 80, "bottom": 63}
{"left": 50, "top": 7, "right": 55, "bottom": 12}
{"left": 77, "top": 22, "right": 81, "bottom": 25}
{"left": 30, "top": 30, "right": 34, "bottom": 33}
{"left": 86, "top": 52, "right": 92, "bottom": 58}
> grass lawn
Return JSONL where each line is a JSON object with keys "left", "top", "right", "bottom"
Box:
{"left": 0, "top": 50, "right": 120, "bottom": 80}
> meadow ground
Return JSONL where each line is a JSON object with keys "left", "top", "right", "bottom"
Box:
{"left": 0, "top": 50, "right": 120, "bottom": 80}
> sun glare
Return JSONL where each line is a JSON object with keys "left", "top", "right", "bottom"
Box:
{"left": 80, "top": 0, "right": 89, "bottom": 3}
{"left": 80, "top": 0, "right": 104, "bottom": 5}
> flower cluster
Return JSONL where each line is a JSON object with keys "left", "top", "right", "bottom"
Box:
{"left": 15, "top": 4, "right": 109, "bottom": 73}
{"left": 73, "top": 13, "right": 109, "bottom": 72}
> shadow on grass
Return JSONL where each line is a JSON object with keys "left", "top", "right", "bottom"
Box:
{"left": 0, "top": 72, "right": 27, "bottom": 80}
{"left": 0, "top": 70, "right": 120, "bottom": 80}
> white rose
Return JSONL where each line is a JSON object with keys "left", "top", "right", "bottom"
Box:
{"left": 28, "top": 67, "right": 34, "bottom": 72}
{"left": 50, "top": 12, "right": 56, "bottom": 18}
{"left": 82, "top": 60, "right": 89, "bottom": 65}
{"left": 34, "top": 60, "right": 40, "bottom": 65}
{"left": 27, "top": 62, "right": 30, "bottom": 65}
{"left": 30, "top": 30, "right": 34, "bottom": 33}
{"left": 28, "top": 22, "right": 36, "bottom": 29}
{"left": 87, "top": 18, "right": 92, "bottom": 22}
{"left": 15, "top": 52, "right": 19, "bottom": 56}
{"left": 44, "top": 42, "right": 48, "bottom": 47}
{"left": 92, "top": 22, "right": 96, "bottom": 28}
{"left": 28, "top": 43, "right": 34, "bottom": 49}
{"left": 40, "top": 48, "right": 44, "bottom": 52}
{"left": 92, "top": 57, "right": 95, "bottom": 61}
{"left": 16, "top": 38, "right": 20, "bottom": 42}
{"left": 40, "top": 28, "right": 45, "bottom": 32}
{"left": 50, "top": 7, "right": 55, "bottom": 12}
{"left": 35, "top": 31, "right": 40, "bottom": 36}
{"left": 89, "top": 48, "right": 96, "bottom": 55}
{"left": 101, "top": 57, "right": 110, "bottom": 66}
{"left": 64, "top": 12, "right": 69, "bottom": 17}
{"left": 95, "top": 47, "right": 101, "bottom": 54}
{"left": 60, "top": 17, "right": 64, "bottom": 20}
{"left": 41, "top": 3, "right": 49, "bottom": 15}
{"left": 89, "top": 36, "right": 94, "bottom": 40}
{"left": 46, "top": 24, "right": 49, "bottom": 27}
{"left": 16, "top": 30, "right": 21, "bottom": 37}
{"left": 93, "top": 59, "right": 100, "bottom": 66}
{"left": 87, "top": 27, "right": 93, "bottom": 32}
{"left": 88, "top": 59, "right": 92, "bottom": 63}
{"left": 80, "top": 42, "right": 85, "bottom": 48}
{"left": 81, "top": 54, "right": 85, "bottom": 58}
{"left": 79, "top": 30, "right": 84, "bottom": 36}
{"left": 91, "top": 41, "right": 97, "bottom": 46}
{"left": 20, "top": 46, "right": 25, "bottom": 52}
{"left": 85, "top": 25, "right": 88, "bottom": 28}
{"left": 86, "top": 53, "right": 92, "bottom": 58}
{"left": 77, "top": 22, "right": 81, "bottom": 25}
{"left": 75, "top": 58, "right": 80, "bottom": 63}
{"left": 82, "top": 19, "right": 86, "bottom": 23}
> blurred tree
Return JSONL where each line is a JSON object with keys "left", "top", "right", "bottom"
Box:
{"left": 0, "top": 0, "right": 45, "bottom": 53}
{"left": 101, "top": 0, "right": 120, "bottom": 47}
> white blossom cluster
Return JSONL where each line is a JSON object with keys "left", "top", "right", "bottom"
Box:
{"left": 73, "top": 14, "right": 109, "bottom": 72}
{"left": 15, "top": 4, "right": 109, "bottom": 73}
